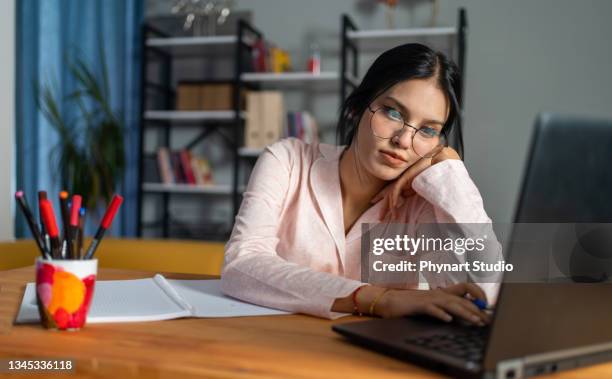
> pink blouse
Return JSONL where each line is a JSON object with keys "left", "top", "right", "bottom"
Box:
{"left": 220, "top": 137, "right": 499, "bottom": 319}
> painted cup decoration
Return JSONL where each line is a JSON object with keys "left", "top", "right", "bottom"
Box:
{"left": 35, "top": 258, "right": 97, "bottom": 330}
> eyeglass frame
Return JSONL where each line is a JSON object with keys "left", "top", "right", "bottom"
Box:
{"left": 367, "top": 104, "right": 447, "bottom": 142}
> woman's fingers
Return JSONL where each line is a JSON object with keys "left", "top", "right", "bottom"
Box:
{"left": 437, "top": 284, "right": 490, "bottom": 325}
{"left": 455, "top": 296, "right": 489, "bottom": 323}
{"left": 441, "top": 301, "right": 485, "bottom": 326}
{"left": 443, "top": 283, "right": 488, "bottom": 304}
{"left": 389, "top": 158, "right": 430, "bottom": 208}
{"left": 401, "top": 187, "right": 415, "bottom": 198}
{"left": 423, "top": 303, "right": 453, "bottom": 322}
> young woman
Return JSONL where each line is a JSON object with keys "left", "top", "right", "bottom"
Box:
{"left": 221, "top": 43, "right": 497, "bottom": 325}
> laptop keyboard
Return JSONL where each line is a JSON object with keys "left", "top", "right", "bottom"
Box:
{"left": 405, "top": 328, "right": 488, "bottom": 362}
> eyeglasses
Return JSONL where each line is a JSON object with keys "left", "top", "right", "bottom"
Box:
{"left": 368, "top": 105, "right": 447, "bottom": 158}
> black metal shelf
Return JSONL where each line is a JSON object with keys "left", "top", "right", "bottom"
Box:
{"left": 136, "top": 20, "right": 261, "bottom": 240}
{"left": 136, "top": 9, "right": 468, "bottom": 241}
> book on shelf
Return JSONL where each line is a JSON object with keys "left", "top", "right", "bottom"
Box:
{"left": 157, "top": 147, "right": 174, "bottom": 184}
{"left": 180, "top": 150, "right": 197, "bottom": 185}
{"left": 171, "top": 152, "right": 186, "bottom": 184}
{"left": 191, "top": 156, "right": 214, "bottom": 185}
{"left": 286, "top": 111, "right": 319, "bottom": 144}
{"left": 156, "top": 148, "right": 215, "bottom": 186}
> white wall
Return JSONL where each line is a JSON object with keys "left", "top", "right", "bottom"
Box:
{"left": 146, "top": 0, "right": 612, "bottom": 225}
{"left": 436, "top": 0, "right": 612, "bottom": 222}
{"left": 0, "top": 0, "right": 15, "bottom": 241}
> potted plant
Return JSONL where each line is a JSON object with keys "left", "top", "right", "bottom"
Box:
{"left": 36, "top": 52, "right": 125, "bottom": 219}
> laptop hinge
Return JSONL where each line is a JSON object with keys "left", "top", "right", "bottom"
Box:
{"left": 496, "top": 358, "right": 524, "bottom": 379}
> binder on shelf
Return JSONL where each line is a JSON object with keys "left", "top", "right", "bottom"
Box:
{"left": 176, "top": 83, "right": 202, "bottom": 110}
{"left": 262, "top": 92, "right": 284, "bottom": 146}
{"left": 177, "top": 82, "right": 246, "bottom": 111}
{"left": 245, "top": 92, "right": 262, "bottom": 148}
{"left": 245, "top": 91, "right": 284, "bottom": 149}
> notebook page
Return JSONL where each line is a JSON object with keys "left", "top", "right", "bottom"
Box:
{"left": 167, "top": 278, "right": 291, "bottom": 317}
{"left": 16, "top": 278, "right": 191, "bottom": 324}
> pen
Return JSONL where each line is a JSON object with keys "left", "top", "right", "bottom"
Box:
{"left": 69, "top": 195, "right": 82, "bottom": 260}
{"left": 473, "top": 298, "right": 487, "bottom": 310}
{"left": 77, "top": 207, "right": 86, "bottom": 259}
{"left": 38, "top": 191, "right": 50, "bottom": 254}
{"left": 84, "top": 195, "right": 123, "bottom": 259}
{"left": 40, "top": 199, "right": 61, "bottom": 259}
{"left": 59, "top": 191, "right": 70, "bottom": 259}
{"left": 15, "top": 191, "right": 50, "bottom": 259}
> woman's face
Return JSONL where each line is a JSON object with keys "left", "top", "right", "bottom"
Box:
{"left": 351, "top": 77, "right": 449, "bottom": 181}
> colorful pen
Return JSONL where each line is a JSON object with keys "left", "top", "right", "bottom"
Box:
{"left": 59, "top": 191, "right": 70, "bottom": 258}
{"left": 15, "top": 191, "right": 50, "bottom": 259}
{"left": 69, "top": 195, "right": 82, "bottom": 260}
{"left": 77, "top": 207, "right": 86, "bottom": 259}
{"left": 38, "top": 191, "right": 50, "bottom": 253}
{"left": 84, "top": 195, "right": 123, "bottom": 259}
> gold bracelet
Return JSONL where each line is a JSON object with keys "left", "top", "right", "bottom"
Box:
{"left": 369, "top": 288, "right": 391, "bottom": 316}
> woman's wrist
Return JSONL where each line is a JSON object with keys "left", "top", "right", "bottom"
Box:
{"left": 332, "top": 285, "right": 395, "bottom": 316}
{"left": 352, "top": 286, "right": 392, "bottom": 316}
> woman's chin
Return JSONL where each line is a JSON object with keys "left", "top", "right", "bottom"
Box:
{"left": 374, "top": 163, "right": 404, "bottom": 181}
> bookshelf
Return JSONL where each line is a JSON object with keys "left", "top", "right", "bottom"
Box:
{"left": 137, "top": 9, "right": 468, "bottom": 241}
{"left": 137, "top": 23, "right": 260, "bottom": 241}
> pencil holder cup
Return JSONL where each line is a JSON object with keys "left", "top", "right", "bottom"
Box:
{"left": 35, "top": 257, "right": 97, "bottom": 331}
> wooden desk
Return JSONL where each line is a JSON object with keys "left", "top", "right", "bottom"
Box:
{"left": 1, "top": 266, "right": 610, "bottom": 379}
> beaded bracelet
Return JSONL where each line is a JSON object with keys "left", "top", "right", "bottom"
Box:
{"left": 352, "top": 285, "right": 367, "bottom": 316}
{"left": 369, "top": 288, "right": 391, "bottom": 316}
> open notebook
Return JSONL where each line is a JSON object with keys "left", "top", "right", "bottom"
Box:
{"left": 16, "top": 275, "right": 290, "bottom": 324}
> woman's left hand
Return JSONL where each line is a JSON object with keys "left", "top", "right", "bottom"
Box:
{"left": 371, "top": 146, "right": 461, "bottom": 221}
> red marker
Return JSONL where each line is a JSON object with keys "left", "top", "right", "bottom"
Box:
{"left": 84, "top": 195, "right": 123, "bottom": 259}
{"left": 40, "top": 199, "right": 61, "bottom": 259}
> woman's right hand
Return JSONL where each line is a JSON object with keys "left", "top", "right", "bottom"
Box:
{"left": 375, "top": 283, "right": 490, "bottom": 326}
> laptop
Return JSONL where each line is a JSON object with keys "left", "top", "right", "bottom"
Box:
{"left": 332, "top": 113, "right": 612, "bottom": 378}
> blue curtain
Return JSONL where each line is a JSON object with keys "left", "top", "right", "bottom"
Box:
{"left": 16, "top": 0, "right": 144, "bottom": 238}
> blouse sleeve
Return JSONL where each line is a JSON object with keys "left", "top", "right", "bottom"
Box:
{"left": 409, "top": 159, "right": 502, "bottom": 304}
{"left": 220, "top": 139, "right": 364, "bottom": 319}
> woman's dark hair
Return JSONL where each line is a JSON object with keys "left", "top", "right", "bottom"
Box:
{"left": 337, "top": 43, "right": 464, "bottom": 158}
